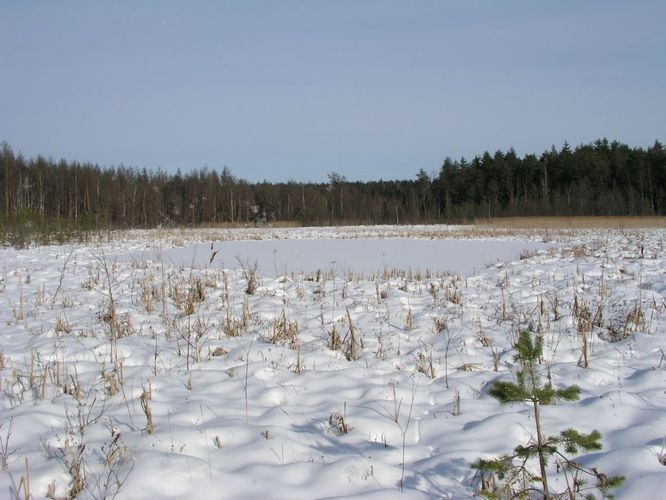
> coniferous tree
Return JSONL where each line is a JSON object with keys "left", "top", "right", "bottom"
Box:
{"left": 473, "top": 331, "right": 624, "bottom": 499}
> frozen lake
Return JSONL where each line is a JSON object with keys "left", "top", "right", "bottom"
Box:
{"left": 134, "top": 238, "right": 547, "bottom": 277}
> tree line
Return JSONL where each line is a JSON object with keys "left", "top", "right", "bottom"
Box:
{"left": 1, "top": 138, "right": 664, "bottom": 235}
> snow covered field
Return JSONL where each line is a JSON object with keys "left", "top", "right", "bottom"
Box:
{"left": 0, "top": 225, "right": 664, "bottom": 498}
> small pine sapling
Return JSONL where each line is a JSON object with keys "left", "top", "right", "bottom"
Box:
{"left": 473, "top": 331, "right": 624, "bottom": 499}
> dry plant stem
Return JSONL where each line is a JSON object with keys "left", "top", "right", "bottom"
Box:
{"left": 222, "top": 271, "right": 230, "bottom": 306}
{"left": 17, "top": 456, "right": 30, "bottom": 500}
{"left": 501, "top": 284, "right": 507, "bottom": 321}
{"left": 160, "top": 244, "right": 167, "bottom": 319}
{"left": 186, "top": 314, "right": 192, "bottom": 371}
{"left": 117, "top": 378, "right": 136, "bottom": 430}
{"left": 98, "top": 249, "right": 120, "bottom": 372}
{"left": 657, "top": 436, "right": 666, "bottom": 466}
{"left": 391, "top": 382, "right": 402, "bottom": 424}
{"left": 328, "top": 411, "right": 350, "bottom": 435}
{"left": 242, "top": 296, "right": 250, "bottom": 327}
{"left": 595, "top": 257, "right": 606, "bottom": 328}
{"left": 532, "top": 394, "right": 549, "bottom": 498}
{"left": 444, "top": 335, "right": 451, "bottom": 389}
{"left": 52, "top": 244, "right": 78, "bottom": 304}
{"left": 441, "top": 322, "right": 459, "bottom": 389}
{"left": 329, "top": 322, "right": 341, "bottom": 351}
{"left": 344, "top": 308, "right": 359, "bottom": 361}
{"left": 12, "top": 282, "right": 24, "bottom": 321}
{"left": 452, "top": 388, "right": 461, "bottom": 416}
{"left": 243, "top": 334, "right": 255, "bottom": 424}
{"left": 293, "top": 344, "right": 304, "bottom": 374}
{"left": 574, "top": 294, "right": 592, "bottom": 368}
{"left": 238, "top": 258, "right": 259, "bottom": 295}
{"left": 404, "top": 306, "right": 413, "bottom": 331}
{"left": 399, "top": 383, "right": 417, "bottom": 493}
{"left": 141, "top": 383, "right": 154, "bottom": 434}
{"left": 200, "top": 404, "right": 213, "bottom": 480}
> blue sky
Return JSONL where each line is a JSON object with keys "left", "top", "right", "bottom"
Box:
{"left": 1, "top": 1, "right": 664, "bottom": 182}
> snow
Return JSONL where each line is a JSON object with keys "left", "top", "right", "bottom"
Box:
{"left": 0, "top": 224, "right": 664, "bottom": 499}
{"left": 128, "top": 238, "right": 547, "bottom": 278}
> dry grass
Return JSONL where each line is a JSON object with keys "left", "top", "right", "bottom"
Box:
{"left": 476, "top": 216, "right": 666, "bottom": 230}
{"left": 270, "top": 309, "right": 299, "bottom": 348}
{"left": 196, "top": 220, "right": 303, "bottom": 229}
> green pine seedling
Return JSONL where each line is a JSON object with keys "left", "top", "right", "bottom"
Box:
{"left": 473, "top": 331, "right": 624, "bottom": 499}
